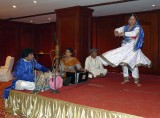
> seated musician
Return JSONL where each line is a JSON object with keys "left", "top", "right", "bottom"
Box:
{"left": 13, "top": 48, "right": 49, "bottom": 90}
{"left": 4, "top": 48, "right": 49, "bottom": 99}
{"left": 60, "top": 48, "right": 83, "bottom": 84}
{"left": 85, "top": 48, "right": 107, "bottom": 78}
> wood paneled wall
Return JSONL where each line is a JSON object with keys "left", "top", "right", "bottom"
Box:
{"left": 56, "top": 6, "right": 93, "bottom": 66}
{"left": 0, "top": 9, "right": 159, "bottom": 75}
{"left": 33, "top": 23, "right": 55, "bottom": 67}
{"left": 92, "top": 10, "right": 160, "bottom": 75}
{"left": 134, "top": 12, "right": 159, "bottom": 75}
{"left": 0, "top": 21, "right": 34, "bottom": 66}
{"left": 0, "top": 21, "right": 55, "bottom": 68}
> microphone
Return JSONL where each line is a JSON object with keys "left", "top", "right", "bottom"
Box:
{"left": 32, "top": 58, "right": 37, "bottom": 63}
{"left": 32, "top": 58, "right": 37, "bottom": 71}
{"left": 61, "top": 55, "right": 66, "bottom": 58}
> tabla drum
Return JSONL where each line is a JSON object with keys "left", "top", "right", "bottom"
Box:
{"left": 49, "top": 75, "right": 63, "bottom": 90}
{"left": 34, "top": 72, "right": 51, "bottom": 91}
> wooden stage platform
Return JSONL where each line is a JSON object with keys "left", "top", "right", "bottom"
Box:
{"left": 5, "top": 73, "right": 160, "bottom": 118}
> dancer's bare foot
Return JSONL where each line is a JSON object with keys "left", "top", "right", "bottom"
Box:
{"left": 135, "top": 82, "right": 141, "bottom": 86}
{"left": 121, "top": 80, "right": 129, "bottom": 84}
{"left": 134, "top": 79, "right": 141, "bottom": 86}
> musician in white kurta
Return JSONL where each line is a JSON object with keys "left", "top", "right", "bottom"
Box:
{"left": 100, "top": 14, "right": 151, "bottom": 86}
{"left": 85, "top": 48, "right": 107, "bottom": 78}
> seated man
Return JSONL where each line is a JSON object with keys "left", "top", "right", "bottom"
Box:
{"left": 14, "top": 48, "right": 49, "bottom": 90}
{"left": 4, "top": 48, "right": 49, "bottom": 99}
{"left": 85, "top": 48, "right": 107, "bottom": 78}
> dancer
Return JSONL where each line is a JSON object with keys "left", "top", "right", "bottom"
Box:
{"left": 100, "top": 14, "right": 151, "bottom": 86}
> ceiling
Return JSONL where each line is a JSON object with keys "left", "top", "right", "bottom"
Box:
{"left": 0, "top": 0, "right": 159, "bottom": 24}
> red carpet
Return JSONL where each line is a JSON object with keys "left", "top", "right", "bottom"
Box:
{"left": 2, "top": 73, "right": 160, "bottom": 118}
{"left": 0, "top": 81, "right": 21, "bottom": 118}
{"left": 37, "top": 73, "right": 160, "bottom": 118}
{"left": 0, "top": 81, "right": 11, "bottom": 118}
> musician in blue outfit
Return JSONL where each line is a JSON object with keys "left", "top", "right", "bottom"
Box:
{"left": 4, "top": 48, "right": 49, "bottom": 99}
{"left": 100, "top": 14, "right": 151, "bottom": 86}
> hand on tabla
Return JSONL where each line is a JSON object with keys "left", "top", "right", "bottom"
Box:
{"left": 36, "top": 71, "right": 43, "bottom": 75}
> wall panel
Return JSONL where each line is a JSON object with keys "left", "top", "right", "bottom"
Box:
{"left": 0, "top": 21, "right": 55, "bottom": 68}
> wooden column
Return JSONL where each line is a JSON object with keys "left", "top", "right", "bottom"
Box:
{"left": 55, "top": 6, "right": 93, "bottom": 66}
{"left": 158, "top": 10, "right": 160, "bottom": 75}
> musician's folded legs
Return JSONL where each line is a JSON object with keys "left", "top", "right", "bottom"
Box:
{"left": 10, "top": 48, "right": 49, "bottom": 92}
{"left": 15, "top": 80, "right": 35, "bottom": 90}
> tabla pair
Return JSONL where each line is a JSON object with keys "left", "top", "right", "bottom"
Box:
{"left": 34, "top": 72, "right": 63, "bottom": 92}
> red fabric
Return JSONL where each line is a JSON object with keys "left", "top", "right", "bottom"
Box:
{"left": 131, "top": 36, "right": 137, "bottom": 39}
{"left": 1, "top": 73, "right": 160, "bottom": 118}
{"left": 40, "top": 73, "right": 160, "bottom": 118}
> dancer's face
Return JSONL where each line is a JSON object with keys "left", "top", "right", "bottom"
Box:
{"left": 129, "top": 15, "right": 136, "bottom": 26}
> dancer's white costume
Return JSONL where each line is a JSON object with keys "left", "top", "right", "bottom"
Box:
{"left": 100, "top": 25, "right": 151, "bottom": 80}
